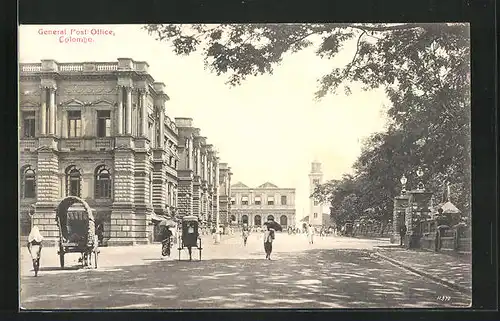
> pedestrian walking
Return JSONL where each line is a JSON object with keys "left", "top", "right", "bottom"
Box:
{"left": 160, "top": 226, "right": 173, "bottom": 259}
{"left": 27, "top": 226, "right": 44, "bottom": 277}
{"left": 96, "top": 223, "right": 104, "bottom": 246}
{"left": 242, "top": 224, "right": 250, "bottom": 246}
{"left": 307, "top": 224, "right": 315, "bottom": 244}
{"left": 399, "top": 224, "right": 407, "bottom": 246}
{"left": 263, "top": 226, "right": 275, "bottom": 260}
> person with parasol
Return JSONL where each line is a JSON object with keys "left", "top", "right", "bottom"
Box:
{"left": 27, "top": 226, "right": 44, "bottom": 277}
{"left": 263, "top": 218, "right": 282, "bottom": 260}
{"left": 158, "top": 219, "right": 175, "bottom": 259}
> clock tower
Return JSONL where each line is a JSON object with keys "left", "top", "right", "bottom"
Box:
{"left": 309, "top": 160, "right": 323, "bottom": 227}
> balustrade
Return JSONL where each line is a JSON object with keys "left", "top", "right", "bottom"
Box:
{"left": 20, "top": 62, "right": 119, "bottom": 74}
{"left": 21, "top": 64, "right": 41, "bottom": 72}
{"left": 59, "top": 64, "right": 84, "bottom": 72}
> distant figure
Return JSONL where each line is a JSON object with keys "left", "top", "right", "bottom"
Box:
{"left": 96, "top": 223, "right": 104, "bottom": 246}
{"left": 307, "top": 224, "right": 315, "bottom": 244}
{"left": 399, "top": 224, "right": 407, "bottom": 246}
{"left": 242, "top": 224, "right": 250, "bottom": 246}
{"left": 27, "top": 226, "right": 44, "bottom": 277}
{"left": 263, "top": 226, "right": 275, "bottom": 260}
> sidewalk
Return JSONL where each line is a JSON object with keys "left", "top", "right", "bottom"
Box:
{"left": 373, "top": 245, "right": 471, "bottom": 294}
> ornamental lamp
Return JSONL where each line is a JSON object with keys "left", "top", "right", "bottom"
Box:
{"left": 416, "top": 167, "right": 425, "bottom": 190}
{"left": 400, "top": 174, "right": 407, "bottom": 195}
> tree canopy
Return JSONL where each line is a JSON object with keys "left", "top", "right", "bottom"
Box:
{"left": 145, "top": 23, "right": 471, "bottom": 224}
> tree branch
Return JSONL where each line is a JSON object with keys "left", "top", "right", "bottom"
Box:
{"left": 342, "top": 30, "right": 366, "bottom": 77}
{"left": 348, "top": 23, "right": 423, "bottom": 32}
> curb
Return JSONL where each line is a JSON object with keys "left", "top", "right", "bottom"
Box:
{"left": 372, "top": 252, "right": 471, "bottom": 295}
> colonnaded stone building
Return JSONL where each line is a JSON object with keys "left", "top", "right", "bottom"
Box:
{"left": 230, "top": 182, "right": 296, "bottom": 229}
{"left": 19, "top": 58, "right": 231, "bottom": 246}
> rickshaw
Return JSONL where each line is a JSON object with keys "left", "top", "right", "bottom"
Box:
{"left": 342, "top": 221, "right": 354, "bottom": 237}
{"left": 55, "top": 196, "right": 99, "bottom": 269}
{"left": 177, "top": 215, "right": 202, "bottom": 261}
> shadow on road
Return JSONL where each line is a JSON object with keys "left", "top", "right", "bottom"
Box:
{"left": 38, "top": 266, "right": 80, "bottom": 272}
{"left": 21, "top": 248, "right": 470, "bottom": 310}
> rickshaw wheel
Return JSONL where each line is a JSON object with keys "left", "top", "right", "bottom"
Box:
{"left": 59, "top": 253, "right": 65, "bottom": 268}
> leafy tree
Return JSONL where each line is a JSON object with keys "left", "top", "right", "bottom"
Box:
{"left": 145, "top": 23, "right": 470, "bottom": 222}
{"left": 144, "top": 23, "right": 469, "bottom": 99}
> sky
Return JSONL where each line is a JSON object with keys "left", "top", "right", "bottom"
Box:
{"left": 19, "top": 24, "right": 389, "bottom": 220}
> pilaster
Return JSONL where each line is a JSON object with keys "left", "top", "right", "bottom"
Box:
{"left": 152, "top": 150, "right": 168, "bottom": 215}
{"left": 192, "top": 176, "right": 202, "bottom": 220}
{"left": 177, "top": 170, "right": 193, "bottom": 218}
{"left": 36, "top": 138, "right": 59, "bottom": 204}
{"left": 111, "top": 137, "right": 136, "bottom": 245}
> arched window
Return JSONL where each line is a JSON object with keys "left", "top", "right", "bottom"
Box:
{"left": 254, "top": 215, "right": 261, "bottom": 226}
{"left": 230, "top": 215, "right": 236, "bottom": 223}
{"left": 242, "top": 215, "right": 248, "bottom": 224}
{"left": 66, "top": 165, "right": 81, "bottom": 197}
{"left": 280, "top": 215, "right": 288, "bottom": 227}
{"left": 95, "top": 165, "right": 111, "bottom": 199}
{"left": 21, "top": 166, "right": 36, "bottom": 198}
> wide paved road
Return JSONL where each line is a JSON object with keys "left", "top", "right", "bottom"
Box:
{"left": 20, "top": 233, "right": 470, "bottom": 309}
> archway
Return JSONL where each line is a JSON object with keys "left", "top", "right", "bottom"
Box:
{"left": 242, "top": 215, "right": 248, "bottom": 224}
{"left": 280, "top": 215, "right": 288, "bottom": 227}
{"left": 267, "top": 215, "right": 274, "bottom": 222}
{"left": 254, "top": 215, "right": 262, "bottom": 226}
{"left": 230, "top": 215, "right": 236, "bottom": 223}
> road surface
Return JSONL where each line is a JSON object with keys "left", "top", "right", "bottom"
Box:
{"left": 20, "top": 233, "right": 471, "bottom": 309}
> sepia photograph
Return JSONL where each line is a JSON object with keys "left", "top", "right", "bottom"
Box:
{"left": 18, "top": 23, "right": 471, "bottom": 310}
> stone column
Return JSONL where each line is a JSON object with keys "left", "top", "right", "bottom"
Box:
{"left": 214, "top": 159, "right": 220, "bottom": 243}
{"left": 140, "top": 90, "right": 148, "bottom": 137}
{"left": 61, "top": 107, "right": 68, "bottom": 138}
{"left": 203, "top": 154, "right": 208, "bottom": 181}
{"left": 48, "top": 87, "right": 56, "bottom": 135}
{"left": 158, "top": 107, "right": 165, "bottom": 148}
{"left": 174, "top": 184, "right": 178, "bottom": 208}
{"left": 116, "top": 86, "right": 123, "bottom": 135}
{"left": 188, "top": 138, "right": 193, "bottom": 170}
{"left": 167, "top": 182, "right": 173, "bottom": 206}
{"left": 125, "top": 87, "right": 132, "bottom": 134}
{"left": 40, "top": 87, "right": 47, "bottom": 136}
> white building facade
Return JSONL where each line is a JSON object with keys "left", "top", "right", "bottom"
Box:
{"left": 230, "top": 182, "right": 296, "bottom": 229}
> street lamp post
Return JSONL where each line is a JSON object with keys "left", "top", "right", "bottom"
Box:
{"left": 416, "top": 167, "right": 424, "bottom": 190}
{"left": 391, "top": 175, "right": 409, "bottom": 244}
{"left": 405, "top": 166, "right": 433, "bottom": 249}
{"left": 400, "top": 174, "right": 407, "bottom": 195}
